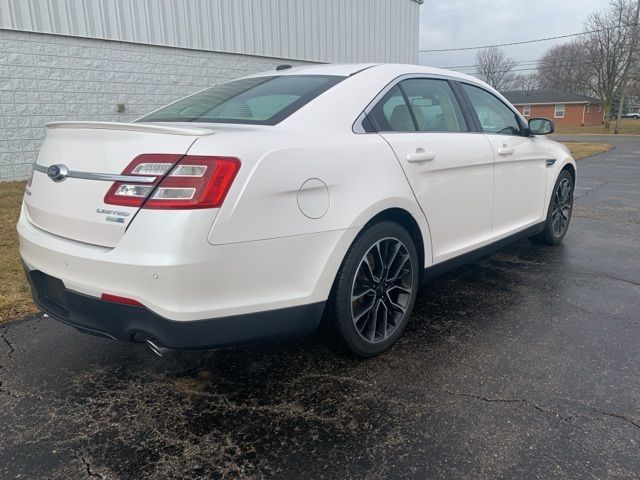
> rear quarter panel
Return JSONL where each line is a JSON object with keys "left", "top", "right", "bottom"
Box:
{"left": 186, "top": 131, "right": 424, "bottom": 246}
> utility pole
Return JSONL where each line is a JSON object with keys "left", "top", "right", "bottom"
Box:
{"left": 614, "top": 0, "right": 640, "bottom": 134}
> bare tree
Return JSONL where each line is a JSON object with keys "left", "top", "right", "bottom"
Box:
{"left": 613, "top": 0, "right": 640, "bottom": 133}
{"left": 628, "top": 78, "right": 640, "bottom": 110}
{"left": 537, "top": 40, "right": 592, "bottom": 94}
{"left": 475, "top": 47, "right": 516, "bottom": 90}
{"left": 582, "top": 0, "right": 637, "bottom": 132}
{"left": 507, "top": 73, "right": 539, "bottom": 91}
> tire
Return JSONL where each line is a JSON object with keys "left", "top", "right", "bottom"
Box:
{"left": 325, "top": 221, "right": 420, "bottom": 357}
{"left": 531, "top": 170, "right": 574, "bottom": 246}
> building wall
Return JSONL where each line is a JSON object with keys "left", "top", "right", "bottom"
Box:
{"left": 583, "top": 104, "right": 604, "bottom": 125}
{"left": 0, "top": 29, "right": 310, "bottom": 180}
{"left": 0, "top": 1, "right": 421, "bottom": 181}
{"left": 0, "top": 0, "right": 420, "bottom": 64}
{"left": 515, "top": 104, "right": 603, "bottom": 128}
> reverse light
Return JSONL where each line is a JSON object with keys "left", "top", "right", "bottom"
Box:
{"left": 114, "top": 184, "right": 154, "bottom": 198}
{"left": 104, "top": 154, "right": 182, "bottom": 207}
{"left": 103, "top": 154, "right": 240, "bottom": 209}
{"left": 131, "top": 163, "right": 173, "bottom": 175}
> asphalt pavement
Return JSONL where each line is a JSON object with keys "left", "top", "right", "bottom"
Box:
{"left": 1, "top": 135, "right": 639, "bottom": 479}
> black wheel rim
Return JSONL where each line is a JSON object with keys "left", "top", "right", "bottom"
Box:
{"left": 351, "top": 237, "right": 413, "bottom": 344}
{"left": 552, "top": 177, "right": 572, "bottom": 237}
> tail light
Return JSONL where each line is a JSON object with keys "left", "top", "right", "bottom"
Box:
{"left": 104, "top": 154, "right": 240, "bottom": 209}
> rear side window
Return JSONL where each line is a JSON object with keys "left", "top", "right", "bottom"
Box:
{"left": 461, "top": 83, "right": 523, "bottom": 136}
{"left": 401, "top": 79, "right": 468, "bottom": 132}
{"left": 368, "top": 78, "right": 468, "bottom": 133}
{"left": 139, "top": 75, "right": 343, "bottom": 125}
{"left": 369, "top": 85, "right": 416, "bottom": 132}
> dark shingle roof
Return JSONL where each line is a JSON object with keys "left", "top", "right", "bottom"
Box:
{"left": 501, "top": 90, "right": 600, "bottom": 105}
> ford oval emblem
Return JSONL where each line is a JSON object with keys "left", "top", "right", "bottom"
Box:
{"left": 47, "top": 164, "right": 69, "bottom": 182}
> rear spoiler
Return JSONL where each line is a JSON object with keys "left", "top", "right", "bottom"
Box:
{"left": 46, "top": 121, "right": 214, "bottom": 136}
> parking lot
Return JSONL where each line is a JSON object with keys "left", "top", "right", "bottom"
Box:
{"left": 1, "top": 135, "right": 639, "bottom": 479}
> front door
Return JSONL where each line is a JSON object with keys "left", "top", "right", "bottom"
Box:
{"left": 459, "top": 83, "right": 547, "bottom": 236}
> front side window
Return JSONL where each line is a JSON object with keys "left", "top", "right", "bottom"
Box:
{"left": 461, "top": 83, "right": 523, "bottom": 136}
{"left": 139, "top": 75, "right": 343, "bottom": 125}
{"left": 400, "top": 78, "right": 468, "bottom": 132}
{"left": 554, "top": 104, "right": 565, "bottom": 118}
{"left": 522, "top": 105, "right": 531, "bottom": 117}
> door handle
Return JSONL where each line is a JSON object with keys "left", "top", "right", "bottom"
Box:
{"left": 406, "top": 149, "right": 435, "bottom": 163}
{"left": 497, "top": 146, "right": 514, "bottom": 155}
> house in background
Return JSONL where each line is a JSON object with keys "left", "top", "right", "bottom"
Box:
{"left": 501, "top": 90, "right": 604, "bottom": 128}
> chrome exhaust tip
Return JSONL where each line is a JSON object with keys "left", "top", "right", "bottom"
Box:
{"left": 146, "top": 339, "right": 172, "bottom": 357}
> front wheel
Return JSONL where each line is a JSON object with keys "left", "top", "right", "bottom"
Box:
{"left": 326, "top": 222, "right": 420, "bottom": 357}
{"left": 531, "top": 170, "right": 574, "bottom": 246}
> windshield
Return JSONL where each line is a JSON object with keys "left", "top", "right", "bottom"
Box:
{"left": 138, "top": 75, "right": 343, "bottom": 125}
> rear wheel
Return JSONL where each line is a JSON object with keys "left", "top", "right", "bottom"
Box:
{"left": 326, "top": 222, "right": 419, "bottom": 357}
{"left": 531, "top": 170, "right": 574, "bottom": 245}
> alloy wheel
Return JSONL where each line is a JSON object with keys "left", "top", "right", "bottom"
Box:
{"left": 551, "top": 177, "right": 572, "bottom": 237}
{"left": 350, "top": 237, "right": 414, "bottom": 344}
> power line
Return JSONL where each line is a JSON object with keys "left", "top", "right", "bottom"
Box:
{"left": 437, "top": 59, "right": 542, "bottom": 69}
{"left": 447, "top": 62, "right": 598, "bottom": 76}
{"left": 419, "top": 23, "right": 636, "bottom": 52}
{"left": 438, "top": 56, "right": 606, "bottom": 72}
{"left": 452, "top": 63, "right": 585, "bottom": 73}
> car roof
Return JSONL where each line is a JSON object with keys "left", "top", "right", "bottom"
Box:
{"left": 244, "top": 63, "right": 485, "bottom": 85}
{"left": 264, "top": 63, "right": 379, "bottom": 76}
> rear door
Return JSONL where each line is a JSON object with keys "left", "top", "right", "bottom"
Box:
{"left": 373, "top": 77, "right": 496, "bottom": 263}
{"left": 459, "top": 83, "right": 547, "bottom": 236}
{"left": 24, "top": 122, "right": 210, "bottom": 247}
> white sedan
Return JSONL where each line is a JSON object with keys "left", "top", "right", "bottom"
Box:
{"left": 18, "top": 64, "right": 575, "bottom": 357}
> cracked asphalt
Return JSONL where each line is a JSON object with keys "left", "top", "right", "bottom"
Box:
{"left": 1, "top": 135, "right": 639, "bottom": 479}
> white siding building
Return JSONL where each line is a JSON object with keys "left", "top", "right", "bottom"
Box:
{"left": 0, "top": 0, "right": 420, "bottom": 180}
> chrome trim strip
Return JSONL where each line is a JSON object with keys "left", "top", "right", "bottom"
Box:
{"left": 353, "top": 73, "right": 475, "bottom": 134}
{"left": 33, "top": 164, "right": 156, "bottom": 183}
{"left": 353, "top": 73, "right": 460, "bottom": 134}
{"left": 352, "top": 72, "right": 524, "bottom": 134}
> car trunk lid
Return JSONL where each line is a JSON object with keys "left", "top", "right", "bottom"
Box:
{"left": 24, "top": 122, "right": 213, "bottom": 248}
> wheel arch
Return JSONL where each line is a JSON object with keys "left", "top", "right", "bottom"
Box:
{"left": 542, "top": 156, "right": 576, "bottom": 219}
{"left": 317, "top": 204, "right": 432, "bottom": 311}
{"left": 361, "top": 208, "right": 428, "bottom": 274}
{"left": 561, "top": 162, "right": 576, "bottom": 183}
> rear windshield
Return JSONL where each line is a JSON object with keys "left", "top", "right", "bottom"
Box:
{"left": 138, "top": 75, "right": 343, "bottom": 125}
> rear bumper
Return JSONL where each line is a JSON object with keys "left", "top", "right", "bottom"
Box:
{"left": 25, "top": 268, "right": 325, "bottom": 349}
{"left": 18, "top": 205, "right": 356, "bottom": 321}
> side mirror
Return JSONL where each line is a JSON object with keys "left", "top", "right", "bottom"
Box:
{"left": 528, "top": 118, "right": 554, "bottom": 135}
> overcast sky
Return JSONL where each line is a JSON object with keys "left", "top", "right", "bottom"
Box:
{"left": 418, "top": 0, "right": 611, "bottom": 74}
